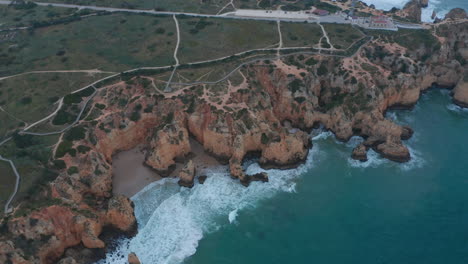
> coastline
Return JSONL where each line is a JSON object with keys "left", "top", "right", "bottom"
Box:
{"left": 112, "top": 138, "right": 226, "bottom": 198}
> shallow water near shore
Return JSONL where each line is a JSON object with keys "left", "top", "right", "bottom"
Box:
{"left": 361, "top": 0, "right": 468, "bottom": 22}
{"left": 98, "top": 89, "right": 468, "bottom": 264}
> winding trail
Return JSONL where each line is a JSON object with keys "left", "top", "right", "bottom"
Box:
{"left": 22, "top": 98, "right": 64, "bottom": 132}
{"left": 318, "top": 22, "right": 335, "bottom": 50}
{"left": 0, "top": 155, "right": 20, "bottom": 214}
{"left": 164, "top": 15, "right": 181, "bottom": 92}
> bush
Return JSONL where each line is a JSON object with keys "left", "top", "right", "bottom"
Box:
{"left": 77, "top": 145, "right": 91, "bottom": 154}
{"left": 261, "top": 133, "right": 269, "bottom": 145}
{"left": 13, "top": 133, "right": 36, "bottom": 148}
{"left": 67, "top": 166, "right": 78, "bottom": 175}
{"left": 20, "top": 97, "right": 32, "bottom": 104}
{"left": 52, "top": 109, "right": 76, "bottom": 125}
{"left": 317, "top": 64, "right": 328, "bottom": 76}
{"left": 55, "top": 140, "right": 75, "bottom": 158}
{"left": 130, "top": 111, "right": 141, "bottom": 122}
{"left": 64, "top": 126, "right": 86, "bottom": 141}
{"left": 52, "top": 160, "right": 66, "bottom": 170}
{"left": 95, "top": 103, "right": 106, "bottom": 110}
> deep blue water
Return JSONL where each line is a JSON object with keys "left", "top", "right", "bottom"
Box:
{"left": 184, "top": 90, "right": 468, "bottom": 264}
{"left": 100, "top": 90, "right": 468, "bottom": 264}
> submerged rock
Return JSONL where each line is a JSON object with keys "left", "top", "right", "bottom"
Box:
{"left": 198, "top": 175, "right": 208, "bottom": 184}
{"left": 352, "top": 144, "right": 368, "bottom": 162}
{"left": 128, "top": 252, "right": 141, "bottom": 264}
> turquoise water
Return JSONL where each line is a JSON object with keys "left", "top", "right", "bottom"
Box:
{"left": 100, "top": 90, "right": 468, "bottom": 263}
{"left": 184, "top": 90, "right": 468, "bottom": 264}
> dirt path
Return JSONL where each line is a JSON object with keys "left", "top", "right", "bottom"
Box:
{"left": 165, "top": 15, "right": 181, "bottom": 92}
{"left": 0, "top": 155, "right": 20, "bottom": 214}
{"left": 277, "top": 19, "right": 283, "bottom": 59}
{"left": 216, "top": 0, "right": 235, "bottom": 15}
{"left": 22, "top": 98, "right": 64, "bottom": 132}
{"left": 318, "top": 22, "right": 335, "bottom": 50}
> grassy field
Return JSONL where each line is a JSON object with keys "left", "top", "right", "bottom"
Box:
{"left": 0, "top": 4, "right": 78, "bottom": 30}
{"left": 0, "top": 134, "right": 60, "bottom": 213}
{"left": 178, "top": 17, "right": 278, "bottom": 64}
{"left": 32, "top": 0, "right": 233, "bottom": 13}
{"left": 281, "top": 22, "right": 322, "bottom": 48}
{"left": 323, "top": 23, "right": 365, "bottom": 50}
{"left": 0, "top": 13, "right": 177, "bottom": 76}
{"left": 0, "top": 72, "right": 111, "bottom": 132}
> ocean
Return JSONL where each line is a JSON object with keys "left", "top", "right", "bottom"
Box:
{"left": 361, "top": 0, "right": 468, "bottom": 22}
{"left": 98, "top": 87, "right": 468, "bottom": 264}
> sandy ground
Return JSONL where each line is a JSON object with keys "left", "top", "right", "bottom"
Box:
{"left": 112, "top": 139, "right": 226, "bottom": 197}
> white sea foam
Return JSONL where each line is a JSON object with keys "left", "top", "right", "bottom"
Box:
{"left": 228, "top": 209, "right": 239, "bottom": 224}
{"left": 361, "top": 0, "right": 457, "bottom": 22}
{"left": 97, "top": 134, "right": 323, "bottom": 264}
{"left": 447, "top": 104, "right": 468, "bottom": 114}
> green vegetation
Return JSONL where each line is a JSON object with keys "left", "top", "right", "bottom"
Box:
{"left": 0, "top": 13, "right": 176, "bottom": 76}
{"left": 323, "top": 24, "right": 364, "bottom": 49}
{"left": 67, "top": 166, "right": 78, "bottom": 175}
{"left": 281, "top": 22, "right": 322, "bottom": 48}
{"left": 0, "top": 134, "right": 60, "bottom": 212}
{"left": 365, "top": 29, "right": 440, "bottom": 54}
{"left": 0, "top": 72, "right": 110, "bottom": 137}
{"left": 179, "top": 18, "right": 277, "bottom": 63}
{"left": 0, "top": 4, "right": 79, "bottom": 30}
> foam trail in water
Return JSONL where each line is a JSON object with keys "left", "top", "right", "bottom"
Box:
{"left": 228, "top": 209, "right": 238, "bottom": 224}
{"left": 97, "top": 134, "right": 323, "bottom": 264}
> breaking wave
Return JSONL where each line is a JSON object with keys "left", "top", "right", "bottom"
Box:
{"left": 361, "top": 0, "right": 466, "bottom": 22}
{"left": 97, "top": 134, "right": 323, "bottom": 264}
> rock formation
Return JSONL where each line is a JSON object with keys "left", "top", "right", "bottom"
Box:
{"left": 178, "top": 160, "right": 196, "bottom": 188}
{"left": 128, "top": 252, "right": 141, "bottom": 264}
{"left": 453, "top": 79, "right": 468, "bottom": 107}
{"left": 352, "top": 144, "right": 368, "bottom": 162}
{"left": 445, "top": 8, "right": 468, "bottom": 20}
{"left": 0, "top": 15, "right": 466, "bottom": 264}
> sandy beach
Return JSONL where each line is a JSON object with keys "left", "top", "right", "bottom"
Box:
{"left": 112, "top": 138, "right": 226, "bottom": 197}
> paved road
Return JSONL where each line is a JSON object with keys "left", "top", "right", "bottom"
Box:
{"left": 0, "top": 0, "right": 424, "bottom": 28}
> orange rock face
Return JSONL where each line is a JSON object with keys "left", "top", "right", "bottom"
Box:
{"left": 1, "top": 20, "right": 466, "bottom": 264}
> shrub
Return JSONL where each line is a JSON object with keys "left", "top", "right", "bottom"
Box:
{"left": 77, "top": 145, "right": 91, "bottom": 154}
{"left": 20, "top": 97, "right": 32, "bottom": 104}
{"left": 95, "top": 103, "right": 106, "bottom": 110}
{"left": 52, "top": 160, "right": 66, "bottom": 170}
{"left": 67, "top": 166, "right": 78, "bottom": 175}
{"left": 55, "top": 140, "right": 74, "bottom": 158}
{"left": 261, "top": 133, "right": 269, "bottom": 145}
{"left": 64, "top": 126, "right": 86, "bottom": 141}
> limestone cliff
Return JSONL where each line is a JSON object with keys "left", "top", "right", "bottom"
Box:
{"left": 0, "top": 17, "right": 467, "bottom": 264}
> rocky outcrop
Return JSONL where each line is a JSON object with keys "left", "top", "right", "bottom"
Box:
{"left": 453, "top": 79, "right": 468, "bottom": 107}
{"left": 1, "top": 17, "right": 466, "bottom": 264}
{"left": 445, "top": 8, "right": 468, "bottom": 20}
{"left": 128, "top": 252, "right": 141, "bottom": 264}
{"left": 375, "top": 140, "right": 411, "bottom": 162}
{"left": 145, "top": 118, "right": 191, "bottom": 174}
{"left": 178, "top": 160, "right": 196, "bottom": 188}
{"left": 401, "top": 0, "right": 423, "bottom": 22}
{"left": 352, "top": 144, "right": 368, "bottom": 162}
